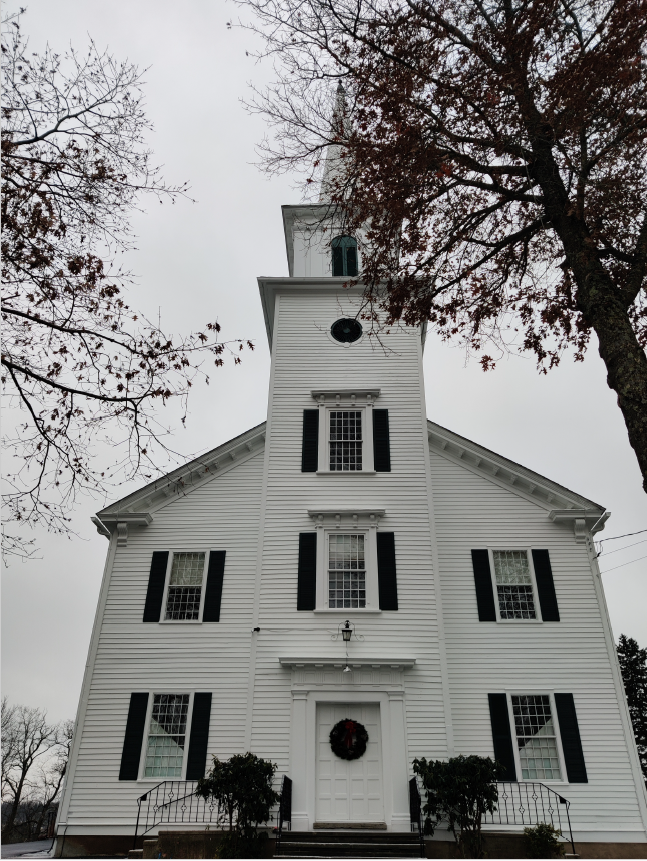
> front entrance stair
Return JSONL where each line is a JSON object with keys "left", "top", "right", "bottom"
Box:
{"left": 276, "top": 830, "right": 422, "bottom": 858}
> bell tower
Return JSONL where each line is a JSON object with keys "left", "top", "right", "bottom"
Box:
{"left": 249, "top": 114, "right": 452, "bottom": 831}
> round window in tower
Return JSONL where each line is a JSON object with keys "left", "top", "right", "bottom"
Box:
{"left": 331, "top": 318, "right": 363, "bottom": 344}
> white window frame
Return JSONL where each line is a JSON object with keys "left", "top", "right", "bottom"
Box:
{"left": 326, "top": 407, "right": 367, "bottom": 473}
{"left": 311, "top": 390, "right": 380, "bottom": 474}
{"left": 488, "top": 548, "right": 542, "bottom": 623}
{"left": 308, "top": 509, "right": 384, "bottom": 613}
{"left": 505, "top": 691, "right": 568, "bottom": 784}
{"left": 138, "top": 691, "right": 195, "bottom": 782}
{"left": 160, "top": 551, "right": 209, "bottom": 624}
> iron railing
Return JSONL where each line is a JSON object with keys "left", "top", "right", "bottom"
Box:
{"left": 483, "top": 781, "right": 575, "bottom": 854}
{"left": 408, "top": 777, "right": 426, "bottom": 858}
{"left": 133, "top": 780, "right": 221, "bottom": 848}
{"left": 133, "top": 776, "right": 291, "bottom": 850}
{"left": 275, "top": 775, "right": 292, "bottom": 854}
{"left": 410, "top": 780, "right": 574, "bottom": 856}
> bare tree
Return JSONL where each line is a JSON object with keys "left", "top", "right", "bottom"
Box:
{"left": 1, "top": 11, "right": 252, "bottom": 559}
{"left": 1, "top": 700, "right": 70, "bottom": 839}
{"left": 241, "top": 0, "right": 647, "bottom": 491}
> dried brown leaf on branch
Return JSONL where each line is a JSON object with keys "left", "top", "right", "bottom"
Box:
{"left": 1, "top": 12, "right": 251, "bottom": 560}
{"left": 241, "top": 0, "right": 647, "bottom": 491}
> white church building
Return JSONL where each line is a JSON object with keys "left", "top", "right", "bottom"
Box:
{"left": 54, "top": 178, "right": 647, "bottom": 856}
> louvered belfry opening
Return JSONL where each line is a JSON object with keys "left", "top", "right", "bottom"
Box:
{"left": 331, "top": 235, "right": 358, "bottom": 276}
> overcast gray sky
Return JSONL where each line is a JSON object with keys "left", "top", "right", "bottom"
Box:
{"left": 2, "top": 0, "right": 646, "bottom": 724}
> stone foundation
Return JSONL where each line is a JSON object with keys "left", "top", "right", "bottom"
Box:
{"left": 54, "top": 830, "right": 647, "bottom": 858}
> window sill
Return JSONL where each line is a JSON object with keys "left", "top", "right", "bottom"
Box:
{"left": 313, "top": 608, "right": 382, "bottom": 614}
{"left": 518, "top": 778, "right": 568, "bottom": 785}
{"left": 316, "top": 470, "right": 377, "bottom": 476}
{"left": 496, "top": 619, "right": 544, "bottom": 624}
{"left": 159, "top": 619, "right": 203, "bottom": 624}
{"left": 137, "top": 777, "right": 185, "bottom": 783}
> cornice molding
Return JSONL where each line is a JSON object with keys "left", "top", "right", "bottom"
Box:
{"left": 549, "top": 509, "right": 610, "bottom": 543}
{"left": 307, "top": 509, "right": 386, "bottom": 530}
{"left": 279, "top": 656, "right": 416, "bottom": 669}
{"left": 311, "top": 389, "right": 380, "bottom": 403}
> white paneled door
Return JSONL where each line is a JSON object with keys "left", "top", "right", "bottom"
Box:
{"left": 316, "top": 703, "right": 384, "bottom": 823}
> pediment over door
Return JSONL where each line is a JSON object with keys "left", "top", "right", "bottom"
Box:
{"left": 279, "top": 656, "right": 415, "bottom": 691}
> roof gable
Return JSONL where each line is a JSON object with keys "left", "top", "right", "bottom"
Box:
{"left": 92, "top": 423, "right": 266, "bottom": 536}
{"left": 427, "top": 420, "right": 608, "bottom": 534}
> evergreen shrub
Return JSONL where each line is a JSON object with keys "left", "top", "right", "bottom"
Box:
{"left": 523, "top": 823, "right": 566, "bottom": 858}
{"left": 412, "top": 754, "right": 503, "bottom": 858}
{"left": 195, "top": 752, "right": 279, "bottom": 858}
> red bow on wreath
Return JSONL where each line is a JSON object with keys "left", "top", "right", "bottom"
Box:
{"left": 343, "top": 720, "right": 357, "bottom": 749}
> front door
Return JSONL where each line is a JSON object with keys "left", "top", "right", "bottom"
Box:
{"left": 315, "top": 703, "right": 384, "bottom": 823}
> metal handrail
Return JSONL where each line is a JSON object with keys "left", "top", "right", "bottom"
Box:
{"left": 410, "top": 779, "right": 574, "bottom": 857}
{"left": 408, "top": 776, "right": 426, "bottom": 858}
{"left": 484, "top": 781, "right": 576, "bottom": 855}
{"left": 133, "top": 775, "right": 291, "bottom": 851}
{"left": 133, "top": 780, "right": 221, "bottom": 848}
{"left": 276, "top": 775, "right": 292, "bottom": 854}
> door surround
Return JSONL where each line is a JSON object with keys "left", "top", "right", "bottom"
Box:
{"left": 282, "top": 660, "right": 413, "bottom": 832}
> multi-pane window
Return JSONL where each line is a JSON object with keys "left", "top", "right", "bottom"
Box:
{"left": 328, "top": 534, "right": 366, "bottom": 608}
{"left": 165, "top": 552, "right": 205, "bottom": 620}
{"left": 512, "top": 695, "right": 562, "bottom": 780}
{"left": 493, "top": 551, "right": 537, "bottom": 619}
{"left": 329, "top": 411, "right": 362, "bottom": 471}
{"left": 144, "top": 694, "right": 189, "bottom": 777}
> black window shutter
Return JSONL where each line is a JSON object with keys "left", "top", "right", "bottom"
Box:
{"left": 488, "top": 693, "right": 517, "bottom": 781}
{"left": 143, "top": 551, "right": 169, "bottom": 622}
{"left": 185, "top": 693, "right": 212, "bottom": 780}
{"left": 301, "top": 410, "right": 319, "bottom": 473}
{"left": 471, "top": 550, "right": 497, "bottom": 621}
{"left": 203, "top": 551, "right": 226, "bottom": 622}
{"left": 532, "top": 550, "right": 560, "bottom": 622}
{"left": 377, "top": 532, "right": 398, "bottom": 610}
{"left": 297, "top": 533, "right": 317, "bottom": 610}
{"left": 119, "top": 693, "right": 149, "bottom": 780}
{"left": 332, "top": 245, "right": 344, "bottom": 276}
{"left": 346, "top": 245, "right": 358, "bottom": 277}
{"left": 555, "top": 693, "right": 588, "bottom": 783}
{"left": 373, "top": 410, "right": 391, "bottom": 472}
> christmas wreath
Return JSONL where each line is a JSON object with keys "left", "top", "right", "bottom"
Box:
{"left": 329, "top": 718, "right": 369, "bottom": 760}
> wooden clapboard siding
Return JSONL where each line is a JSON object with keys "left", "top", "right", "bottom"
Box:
{"left": 60, "top": 269, "right": 647, "bottom": 841}
{"left": 250, "top": 290, "right": 448, "bottom": 771}
{"left": 428, "top": 446, "right": 646, "bottom": 832}
{"left": 66, "top": 450, "right": 264, "bottom": 826}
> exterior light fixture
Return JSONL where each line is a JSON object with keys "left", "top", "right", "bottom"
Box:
{"left": 331, "top": 619, "right": 363, "bottom": 677}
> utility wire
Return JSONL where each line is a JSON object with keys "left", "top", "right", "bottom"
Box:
{"left": 599, "top": 538, "right": 647, "bottom": 558}
{"left": 599, "top": 553, "right": 647, "bottom": 575}
{"left": 599, "top": 528, "right": 647, "bottom": 543}
{"left": 595, "top": 528, "right": 647, "bottom": 557}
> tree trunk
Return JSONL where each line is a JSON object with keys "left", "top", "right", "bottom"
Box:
{"left": 528, "top": 133, "right": 647, "bottom": 494}
{"left": 583, "top": 287, "right": 647, "bottom": 493}
{"left": 2, "top": 771, "right": 27, "bottom": 836}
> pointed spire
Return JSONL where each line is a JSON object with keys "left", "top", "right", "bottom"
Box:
{"left": 319, "top": 82, "right": 349, "bottom": 202}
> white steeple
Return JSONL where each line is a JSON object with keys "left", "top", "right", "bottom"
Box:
{"left": 319, "top": 82, "right": 350, "bottom": 202}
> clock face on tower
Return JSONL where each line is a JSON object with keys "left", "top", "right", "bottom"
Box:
{"left": 331, "top": 318, "right": 362, "bottom": 343}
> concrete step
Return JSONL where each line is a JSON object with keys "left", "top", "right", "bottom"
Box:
{"left": 277, "top": 832, "right": 423, "bottom": 858}
{"left": 280, "top": 843, "right": 420, "bottom": 858}
{"left": 281, "top": 832, "right": 419, "bottom": 843}
{"left": 277, "top": 852, "right": 421, "bottom": 859}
